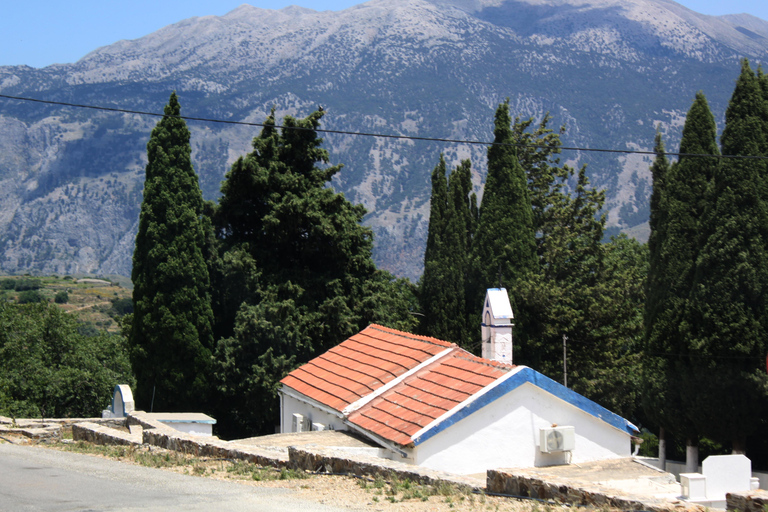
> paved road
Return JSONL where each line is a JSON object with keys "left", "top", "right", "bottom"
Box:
{"left": 0, "top": 443, "right": 352, "bottom": 511}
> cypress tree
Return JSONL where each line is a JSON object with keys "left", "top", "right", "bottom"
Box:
{"left": 420, "top": 157, "right": 476, "bottom": 346}
{"left": 469, "top": 100, "right": 536, "bottom": 327}
{"left": 641, "top": 127, "right": 672, "bottom": 467}
{"left": 130, "top": 92, "right": 214, "bottom": 412}
{"left": 686, "top": 60, "right": 768, "bottom": 452}
{"left": 643, "top": 93, "right": 720, "bottom": 469}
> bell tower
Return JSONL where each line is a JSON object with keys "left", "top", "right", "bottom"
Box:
{"left": 481, "top": 288, "right": 514, "bottom": 364}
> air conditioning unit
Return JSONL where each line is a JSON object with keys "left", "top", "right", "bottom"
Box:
{"left": 292, "top": 413, "right": 310, "bottom": 433}
{"left": 311, "top": 422, "right": 326, "bottom": 431}
{"left": 539, "top": 426, "right": 575, "bottom": 453}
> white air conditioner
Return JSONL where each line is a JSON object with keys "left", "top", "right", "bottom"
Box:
{"left": 539, "top": 426, "right": 575, "bottom": 453}
{"left": 311, "top": 422, "right": 326, "bottom": 431}
{"left": 292, "top": 413, "right": 310, "bottom": 433}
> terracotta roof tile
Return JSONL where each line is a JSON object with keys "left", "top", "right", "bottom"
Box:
{"left": 348, "top": 348, "right": 515, "bottom": 446}
{"left": 280, "top": 324, "right": 455, "bottom": 411}
{"left": 282, "top": 324, "right": 516, "bottom": 447}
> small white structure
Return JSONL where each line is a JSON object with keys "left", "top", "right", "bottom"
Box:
{"left": 143, "top": 412, "right": 217, "bottom": 437}
{"left": 280, "top": 316, "right": 638, "bottom": 474}
{"left": 102, "top": 384, "right": 135, "bottom": 418}
{"left": 101, "top": 384, "right": 216, "bottom": 437}
{"left": 481, "top": 288, "right": 514, "bottom": 363}
{"left": 681, "top": 454, "right": 757, "bottom": 508}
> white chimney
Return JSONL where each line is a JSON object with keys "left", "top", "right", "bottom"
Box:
{"left": 481, "top": 288, "right": 514, "bottom": 364}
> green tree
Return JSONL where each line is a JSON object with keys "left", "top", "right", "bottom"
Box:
{"left": 0, "top": 302, "right": 134, "bottom": 419}
{"left": 17, "top": 289, "right": 46, "bottom": 304}
{"left": 213, "top": 109, "right": 416, "bottom": 438}
{"left": 130, "top": 92, "right": 214, "bottom": 412}
{"left": 419, "top": 156, "right": 476, "bottom": 346}
{"left": 469, "top": 101, "right": 536, "bottom": 328}
{"left": 640, "top": 127, "right": 674, "bottom": 465}
{"left": 643, "top": 93, "right": 720, "bottom": 467}
{"left": 685, "top": 60, "right": 768, "bottom": 453}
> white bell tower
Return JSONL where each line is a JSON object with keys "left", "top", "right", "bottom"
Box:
{"left": 481, "top": 288, "right": 514, "bottom": 364}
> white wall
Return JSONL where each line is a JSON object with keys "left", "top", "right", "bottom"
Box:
{"left": 162, "top": 422, "right": 213, "bottom": 436}
{"left": 413, "top": 382, "right": 631, "bottom": 475}
{"left": 280, "top": 393, "right": 344, "bottom": 433}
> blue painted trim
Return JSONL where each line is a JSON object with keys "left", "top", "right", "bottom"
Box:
{"left": 111, "top": 385, "right": 125, "bottom": 417}
{"left": 412, "top": 367, "right": 638, "bottom": 446}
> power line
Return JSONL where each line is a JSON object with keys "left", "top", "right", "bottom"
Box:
{"left": 2, "top": 93, "right": 767, "bottom": 161}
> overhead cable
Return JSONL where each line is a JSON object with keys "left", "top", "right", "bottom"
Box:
{"left": 1, "top": 93, "right": 766, "bottom": 160}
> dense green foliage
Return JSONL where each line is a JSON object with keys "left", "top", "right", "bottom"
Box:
{"left": 211, "top": 109, "right": 417, "bottom": 437}
{"left": 17, "top": 289, "right": 46, "bottom": 304}
{"left": 419, "top": 103, "right": 645, "bottom": 420}
{"left": 130, "top": 92, "right": 215, "bottom": 412}
{"left": 684, "top": 62, "right": 768, "bottom": 449}
{"left": 469, "top": 101, "right": 537, "bottom": 313}
{"left": 0, "top": 302, "right": 134, "bottom": 418}
{"left": 643, "top": 61, "right": 768, "bottom": 457}
{"left": 642, "top": 93, "right": 719, "bottom": 453}
{"left": 419, "top": 156, "right": 476, "bottom": 345}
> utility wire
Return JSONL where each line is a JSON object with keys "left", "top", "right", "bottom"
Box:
{"left": 2, "top": 93, "right": 767, "bottom": 160}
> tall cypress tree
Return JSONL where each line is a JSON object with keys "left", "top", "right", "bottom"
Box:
{"left": 686, "top": 60, "right": 768, "bottom": 452}
{"left": 643, "top": 93, "right": 720, "bottom": 469}
{"left": 420, "top": 156, "right": 476, "bottom": 346}
{"left": 130, "top": 92, "right": 214, "bottom": 412}
{"left": 469, "top": 100, "right": 536, "bottom": 326}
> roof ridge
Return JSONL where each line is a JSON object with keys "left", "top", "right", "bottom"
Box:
{"left": 367, "top": 324, "right": 456, "bottom": 348}
{"left": 450, "top": 346, "right": 516, "bottom": 370}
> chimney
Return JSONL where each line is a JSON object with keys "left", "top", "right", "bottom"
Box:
{"left": 481, "top": 288, "right": 514, "bottom": 364}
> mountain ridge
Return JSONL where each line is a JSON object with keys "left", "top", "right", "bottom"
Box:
{"left": 0, "top": 0, "right": 765, "bottom": 279}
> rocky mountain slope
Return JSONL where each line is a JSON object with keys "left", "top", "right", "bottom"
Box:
{"left": 0, "top": 0, "right": 766, "bottom": 279}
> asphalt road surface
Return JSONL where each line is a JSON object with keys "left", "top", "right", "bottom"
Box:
{"left": 0, "top": 443, "right": 352, "bottom": 511}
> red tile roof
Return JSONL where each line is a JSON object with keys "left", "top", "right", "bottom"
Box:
{"left": 347, "top": 350, "right": 513, "bottom": 446}
{"left": 280, "top": 324, "right": 454, "bottom": 412}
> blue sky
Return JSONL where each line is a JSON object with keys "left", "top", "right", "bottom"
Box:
{"left": 3, "top": 1, "right": 767, "bottom": 68}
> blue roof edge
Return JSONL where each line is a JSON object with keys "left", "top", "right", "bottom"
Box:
{"left": 412, "top": 366, "right": 639, "bottom": 446}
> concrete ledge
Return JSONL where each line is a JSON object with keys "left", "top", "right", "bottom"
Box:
{"left": 727, "top": 490, "right": 768, "bottom": 511}
{"left": 487, "top": 469, "right": 705, "bottom": 512}
{"left": 0, "top": 424, "right": 61, "bottom": 442}
{"left": 289, "top": 446, "right": 483, "bottom": 491}
{"left": 141, "top": 427, "right": 288, "bottom": 467}
{"left": 1, "top": 417, "right": 123, "bottom": 428}
{"left": 72, "top": 422, "right": 141, "bottom": 446}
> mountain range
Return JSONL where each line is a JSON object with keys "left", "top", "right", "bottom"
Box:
{"left": 1, "top": 0, "right": 766, "bottom": 280}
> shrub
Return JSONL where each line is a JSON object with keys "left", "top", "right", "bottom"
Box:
{"left": 17, "top": 290, "right": 46, "bottom": 304}
{"left": 14, "top": 279, "right": 42, "bottom": 291}
{"left": 111, "top": 298, "right": 133, "bottom": 316}
{"left": 54, "top": 291, "right": 69, "bottom": 304}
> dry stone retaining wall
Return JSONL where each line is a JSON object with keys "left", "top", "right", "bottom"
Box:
{"left": 288, "top": 446, "right": 482, "bottom": 491}
{"left": 487, "top": 470, "right": 706, "bottom": 512}
{"left": 726, "top": 490, "right": 768, "bottom": 512}
{"left": 72, "top": 422, "right": 140, "bottom": 446}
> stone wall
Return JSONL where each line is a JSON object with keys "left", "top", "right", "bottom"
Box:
{"left": 487, "top": 470, "right": 706, "bottom": 512}
{"left": 72, "top": 422, "right": 140, "bottom": 446}
{"left": 141, "top": 426, "right": 288, "bottom": 467}
{"left": 727, "top": 490, "right": 768, "bottom": 512}
{"left": 288, "top": 446, "right": 482, "bottom": 491}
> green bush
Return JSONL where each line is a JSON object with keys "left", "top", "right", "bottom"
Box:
{"left": 54, "top": 291, "right": 69, "bottom": 304}
{"left": 111, "top": 298, "right": 133, "bottom": 316}
{"left": 14, "top": 279, "right": 42, "bottom": 291}
{"left": 0, "top": 302, "right": 135, "bottom": 418}
{"left": 17, "top": 290, "right": 46, "bottom": 304}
